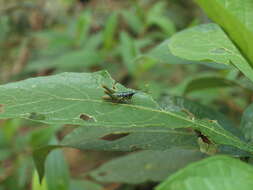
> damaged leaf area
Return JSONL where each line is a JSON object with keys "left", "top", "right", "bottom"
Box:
{"left": 29, "top": 112, "right": 46, "bottom": 120}
{"left": 79, "top": 113, "right": 95, "bottom": 122}
{"left": 100, "top": 133, "right": 130, "bottom": 141}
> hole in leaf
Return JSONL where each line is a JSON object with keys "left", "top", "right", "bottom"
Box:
{"left": 129, "top": 145, "right": 142, "bottom": 151}
{"left": 194, "top": 130, "right": 212, "bottom": 144}
{"left": 80, "top": 114, "right": 94, "bottom": 122}
{"left": 0, "top": 104, "right": 4, "bottom": 113}
{"left": 29, "top": 112, "right": 46, "bottom": 120}
{"left": 100, "top": 133, "right": 130, "bottom": 141}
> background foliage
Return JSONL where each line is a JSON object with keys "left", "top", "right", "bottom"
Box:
{"left": 1, "top": 0, "right": 253, "bottom": 190}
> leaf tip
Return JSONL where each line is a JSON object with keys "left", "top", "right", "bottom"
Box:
{"left": 32, "top": 150, "right": 46, "bottom": 184}
{"left": 32, "top": 146, "right": 58, "bottom": 184}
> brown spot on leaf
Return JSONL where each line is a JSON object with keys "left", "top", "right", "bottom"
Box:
{"left": 29, "top": 112, "right": 46, "bottom": 120}
{"left": 98, "top": 171, "right": 107, "bottom": 176}
{"left": 208, "top": 119, "right": 217, "bottom": 123}
{"left": 80, "top": 114, "right": 94, "bottom": 121}
{"left": 0, "top": 104, "right": 4, "bottom": 113}
{"left": 194, "top": 130, "right": 212, "bottom": 144}
{"left": 101, "top": 133, "right": 130, "bottom": 141}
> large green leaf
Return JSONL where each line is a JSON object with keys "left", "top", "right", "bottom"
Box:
{"left": 240, "top": 103, "right": 253, "bottom": 143}
{"left": 1, "top": 71, "right": 253, "bottom": 182}
{"left": 0, "top": 71, "right": 252, "bottom": 152}
{"left": 0, "top": 71, "right": 188, "bottom": 127}
{"left": 90, "top": 149, "right": 204, "bottom": 184}
{"left": 33, "top": 126, "right": 198, "bottom": 182}
{"left": 169, "top": 23, "right": 253, "bottom": 82}
{"left": 156, "top": 155, "right": 253, "bottom": 190}
{"left": 195, "top": 0, "right": 253, "bottom": 66}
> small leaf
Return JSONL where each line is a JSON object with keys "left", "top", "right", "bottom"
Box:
{"left": 33, "top": 145, "right": 60, "bottom": 183}
{"left": 122, "top": 10, "right": 143, "bottom": 34}
{"left": 146, "top": 2, "right": 176, "bottom": 36}
{"left": 74, "top": 10, "right": 92, "bottom": 46}
{"left": 103, "top": 12, "right": 118, "bottom": 50}
{"left": 119, "top": 32, "right": 138, "bottom": 74}
{"left": 156, "top": 155, "right": 253, "bottom": 190}
{"left": 45, "top": 147, "right": 70, "bottom": 190}
{"left": 169, "top": 23, "right": 253, "bottom": 82}
{"left": 90, "top": 149, "right": 204, "bottom": 184}
{"left": 29, "top": 127, "right": 57, "bottom": 149}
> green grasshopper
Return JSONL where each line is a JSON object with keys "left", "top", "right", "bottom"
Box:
{"left": 101, "top": 84, "right": 136, "bottom": 103}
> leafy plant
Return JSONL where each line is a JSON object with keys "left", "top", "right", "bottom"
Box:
{"left": 1, "top": 0, "right": 253, "bottom": 190}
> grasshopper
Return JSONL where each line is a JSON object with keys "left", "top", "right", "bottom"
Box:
{"left": 101, "top": 84, "right": 136, "bottom": 103}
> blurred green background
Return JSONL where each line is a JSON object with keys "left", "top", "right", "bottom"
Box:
{"left": 0, "top": 0, "right": 252, "bottom": 190}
